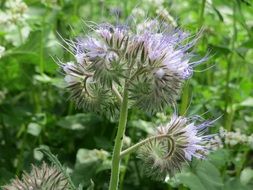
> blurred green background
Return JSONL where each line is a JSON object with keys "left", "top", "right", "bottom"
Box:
{"left": 0, "top": 0, "right": 253, "bottom": 189}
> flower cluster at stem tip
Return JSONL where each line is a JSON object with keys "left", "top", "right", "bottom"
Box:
{"left": 58, "top": 17, "right": 214, "bottom": 180}
{"left": 59, "top": 19, "right": 206, "bottom": 114}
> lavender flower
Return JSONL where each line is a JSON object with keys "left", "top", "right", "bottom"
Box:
{"left": 59, "top": 19, "right": 205, "bottom": 113}
{"left": 138, "top": 114, "right": 214, "bottom": 180}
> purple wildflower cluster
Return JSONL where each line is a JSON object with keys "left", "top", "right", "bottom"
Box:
{"left": 59, "top": 19, "right": 204, "bottom": 113}
{"left": 58, "top": 19, "right": 213, "bottom": 180}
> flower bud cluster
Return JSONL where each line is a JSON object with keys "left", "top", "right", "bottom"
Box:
{"left": 0, "top": 0, "right": 30, "bottom": 46}
{"left": 60, "top": 20, "right": 204, "bottom": 113}
{"left": 219, "top": 127, "right": 253, "bottom": 148}
{"left": 3, "top": 163, "right": 71, "bottom": 190}
{"left": 138, "top": 114, "right": 213, "bottom": 180}
{"left": 205, "top": 127, "right": 253, "bottom": 151}
{"left": 0, "top": 0, "right": 28, "bottom": 25}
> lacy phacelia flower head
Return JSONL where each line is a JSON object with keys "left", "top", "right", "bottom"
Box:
{"left": 59, "top": 19, "right": 205, "bottom": 113}
{"left": 3, "top": 163, "right": 71, "bottom": 190}
{"left": 138, "top": 115, "right": 213, "bottom": 180}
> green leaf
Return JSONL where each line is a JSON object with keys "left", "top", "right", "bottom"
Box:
{"left": 208, "top": 44, "right": 231, "bottom": 56}
{"left": 72, "top": 149, "right": 109, "bottom": 187}
{"left": 211, "top": 5, "right": 224, "bottom": 22}
{"left": 0, "top": 168, "right": 13, "bottom": 185}
{"left": 76, "top": 149, "right": 109, "bottom": 164}
{"left": 172, "top": 160, "right": 223, "bottom": 190}
{"left": 27, "top": 122, "right": 42, "bottom": 136}
{"left": 240, "top": 98, "right": 253, "bottom": 107}
{"left": 33, "top": 73, "right": 53, "bottom": 83}
{"left": 33, "top": 148, "right": 44, "bottom": 161}
{"left": 240, "top": 168, "right": 253, "bottom": 185}
{"left": 224, "top": 178, "right": 251, "bottom": 190}
{"left": 57, "top": 113, "right": 101, "bottom": 130}
{"left": 177, "top": 172, "right": 207, "bottom": 190}
{"left": 208, "top": 149, "right": 230, "bottom": 168}
{"left": 87, "top": 179, "right": 95, "bottom": 190}
{"left": 196, "top": 160, "right": 223, "bottom": 189}
{"left": 240, "top": 39, "right": 253, "bottom": 48}
{"left": 129, "top": 119, "right": 154, "bottom": 134}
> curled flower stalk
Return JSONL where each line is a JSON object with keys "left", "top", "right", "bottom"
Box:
{"left": 58, "top": 19, "right": 207, "bottom": 190}
{"left": 121, "top": 115, "right": 214, "bottom": 180}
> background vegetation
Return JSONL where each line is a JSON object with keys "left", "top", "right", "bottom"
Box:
{"left": 0, "top": 0, "right": 253, "bottom": 189}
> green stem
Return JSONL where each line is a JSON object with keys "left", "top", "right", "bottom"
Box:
{"left": 198, "top": 0, "right": 206, "bottom": 28}
{"left": 120, "top": 134, "right": 171, "bottom": 159}
{"left": 40, "top": 9, "right": 47, "bottom": 74}
{"left": 109, "top": 81, "right": 129, "bottom": 190}
{"left": 119, "top": 154, "right": 130, "bottom": 190}
{"left": 224, "top": 1, "right": 237, "bottom": 131}
{"left": 179, "top": 82, "right": 190, "bottom": 115}
{"left": 16, "top": 124, "right": 27, "bottom": 176}
{"left": 17, "top": 24, "right": 23, "bottom": 44}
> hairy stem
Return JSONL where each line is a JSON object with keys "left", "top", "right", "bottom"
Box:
{"left": 120, "top": 134, "right": 171, "bottom": 159}
{"left": 109, "top": 81, "right": 129, "bottom": 190}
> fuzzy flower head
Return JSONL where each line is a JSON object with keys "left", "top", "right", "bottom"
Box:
{"left": 59, "top": 19, "right": 205, "bottom": 113}
{"left": 138, "top": 114, "right": 214, "bottom": 180}
{"left": 3, "top": 162, "right": 71, "bottom": 190}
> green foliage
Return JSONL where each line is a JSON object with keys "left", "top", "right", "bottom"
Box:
{"left": 0, "top": 0, "right": 253, "bottom": 189}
